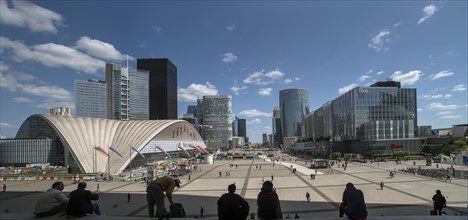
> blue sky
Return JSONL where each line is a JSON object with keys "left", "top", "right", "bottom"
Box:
{"left": 0, "top": 1, "right": 467, "bottom": 142}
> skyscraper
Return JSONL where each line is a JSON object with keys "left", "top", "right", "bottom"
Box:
{"left": 75, "top": 79, "right": 107, "bottom": 118}
{"left": 279, "top": 88, "right": 310, "bottom": 138}
{"left": 200, "top": 95, "right": 232, "bottom": 150}
{"left": 187, "top": 105, "right": 198, "bottom": 119}
{"left": 238, "top": 119, "right": 246, "bottom": 139}
{"left": 272, "top": 106, "right": 283, "bottom": 148}
{"left": 137, "top": 58, "right": 177, "bottom": 119}
{"left": 49, "top": 107, "right": 71, "bottom": 116}
{"left": 106, "top": 62, "right": 149, "bottom": 120}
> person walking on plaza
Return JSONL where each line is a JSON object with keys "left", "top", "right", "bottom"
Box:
{"left": 445, "top": 174, "right": 451, "bottom": 182}
{"left": 66, "top": 182, "right": 100, "bottom": 216}
{"left": 34, "top": 181, "right": 68, "bottom": 217}
{"left": 339, "top": 183, "right": 367, "bottom": 219}
{"left": 127, "top": 193, "right": 131, "bottom": 202}
{"left": 380, "top": 181, "right": 384, "bottom": 190}
{"left": 432, "top": 190, "right": 447, "bottom": 216}
{"left": 306, "top": 192, "right": 310, "bottom": 202}
{"left": 271, "top": 175, "right": 274, "bottom": 181}
{"left": 146, "top": 176, "right": 181, "bottom": 218}
{"left": 200, "top": 206, "right": 205, "bottom": 218}
{"left": 257, "top": 181, "right": 283, "bottom": 220}
{"left": 217, "top": 184, "right": 249, "bottom": 220}
{"left": 2, "top": 183, "right": 6, "bottom": 192}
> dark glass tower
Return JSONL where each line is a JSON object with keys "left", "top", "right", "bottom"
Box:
{"left": 238, "top": 119, "right": 246, "bottom": 138}
{"left": 137, "top": 58, "right": 177, "bottom": 119}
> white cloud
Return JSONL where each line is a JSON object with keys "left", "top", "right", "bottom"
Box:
{"left": 221, "top": 53, "right": 237, "bottom": 63}
{"left": 0, "top": 36, "right": 104, "bottom": 74}
{"left": 0, "top": 72, "right": 73, "bottom": 109}
{"left": 377, "top": 71, "right": 384, "bottom": 75}
{"left": 417, "top": 108, "right": 423, "bottom": 112}
{"left": 389, "top": 70, "right": 422, "bottom": 85}
{"left": 238, "top": 109, "right": 272, "bottom": 118}
{"left": 74, "top": 36, "right": 133, "bottom": 61}
{"left": 0, "top": 61, "right": 10, "bottom": 72}
{"left": 430, "top": 70, "right": 454, "bottom": 80}
{"left": 226, "top": 24, "right": 235, "bottom": 31}
{"left": 418, "top": 4, "right": 438, "bottom": 24}
{"left": 436, "top": 111, "right": 452, "bottom": 116}
{"left": 393, "top": 22, "right": 401, "bottom": 27}
{"left": 243, "top": 69, "right": 285, "bottom": 85}
{"left": 247, "top": 118, "right": 261, "bottom": 125}
{"left": 13, "top": 97, "right": 33, "bottom": 103}
{"left": 0, "top": 0, "right": 63, "bottom": 34}
{"left": 338, "top": 83, "right": 358, "bottom": 94}
{"left": 0, "top": 122, "right": 15, "bottom": 129}
{"left": 420, "top": 94, "right": 452, "bottom": 100}
{"left": 178, "top": 82, "right": 218, "bottom": 102}
{"left": 151, "top": 25, "right": 162, "bottom": 32}
{"left": 258, "top": 88, "right": 272, "bottom": 96}
{"left": 440, "top": 115, "right": 462, "bottom": 119}
{"left": 426, "top": 103, "right": 458, "bottom": 111}
{"left": 230, "top": 85, "right": 247, "bottom": 95}
{"left": 368, "top": 31, "right": 390, "bottom": 52}
{"left": 264, "top": 126, "right": 272, "bottom": 133}
{"left": 358, "top": 75, "right": 370, "bottom": 81}
{"left": 283, "top": 76, "right": 300, "bottom": 84}
{"left": 452, "top": 84, "right": 466, "bottom": 92}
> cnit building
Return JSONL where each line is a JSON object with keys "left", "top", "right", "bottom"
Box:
{"left": 302, "top": 81, "right": 420, "bottom": 156}
{"left": 0, "top": 58, "right": 208, "bottom": 174}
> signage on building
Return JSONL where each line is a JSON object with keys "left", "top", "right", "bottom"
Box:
{"left": 358, "top": 88, "right": 368, "bottom": 94}
{"left": 390, "top": 144, "right": 403, "bottom": 149}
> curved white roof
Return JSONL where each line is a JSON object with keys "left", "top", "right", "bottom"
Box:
{"left": 23, "top": 115, "right": 206, "bottom": 174}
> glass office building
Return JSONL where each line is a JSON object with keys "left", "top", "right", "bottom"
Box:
{"left": 75, "top": 79, "right": 107, "bottom": 118}
{"left": 307, "top": 81, "right": 419, "bottom": 155}
{"left": 200, "top": 95, "right": 232, "bottom": 151}
{"left": 332, "top": 84, "right": 417, "bottom": 141}
{"left": 279, "top": 88, "right": 310, "bottom": 138}
{"left": 137, "top": 58, "right": 178, "bottom": 120}
{"left": 106, "top": 62, "right": 149, "bottom": 120}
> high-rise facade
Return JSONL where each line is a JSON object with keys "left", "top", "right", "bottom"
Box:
{"left": 187, "top": 105, "right": 198, "bottom": 119}
{"left": 137, "top": 58, "right": 177, "bottom": 119}
{"left": 331, "top": 82, "right": 417, "bottom": 141}
{"left": 200, "top": 95, "right": 232, "bottom": 150}
{"left": 106, "top": 62, "right": 149, "bottom": 120}
{"left": 75, "top": 79, "right": 107, "bottom": 118}
{"left": 272, "top": 106, "right": 283, "bottom": 148}
{"left": 279, "top": 88, "right": 310, "bottom": 138}
{"left": 307, "top": 81, "right": 419, "bottom": 155}
{"left": 49, "top": 107, "right": 71, "bottom": 116}
{"left": 238, "top": 119, "right": 246, "bottom": 139}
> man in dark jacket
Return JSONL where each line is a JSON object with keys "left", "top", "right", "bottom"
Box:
{"left": 432, "top": 189, "right": 446, "bottom": 215}
{"left": 217, "top": 184, "right": 249, "bottom": 220}
{"left": 339, "top": 183, "right": 367, "bottom": 220}
{"left": 66, "top": 182, "right": 100, "bottom": 216}
{"left": 257, "top": 181, "right": 282, "bottom": 220}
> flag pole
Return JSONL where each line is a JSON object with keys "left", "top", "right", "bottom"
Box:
{"left": 129, "top": 146, "right": 132, "bottom": 179}
{"left": 108, "top": 147, "right": 111, "bottom": 182}
{"left": 93, "top": 145, "right": 96, "bottom": 175}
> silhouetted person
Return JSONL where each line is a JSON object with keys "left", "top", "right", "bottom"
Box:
{"left": 127, "top": 193, "right": 131, "bottom": 202}
{"left": 257, "top": 181, "right": 282, "bottom": 220}
{"left": 200, "top": 206, "right": 204, "bottom": 218}
{"left": 146, "top": 176, "right": 181, "bottom": 218}
{"left": 217, "top": 184, "right": 249, "bottom": 220}
{"left": 380, "top": 181, "right": 384, "bottom": 190}
{"left": 339, "top": 183, "right": 367, "bottom": 219}
{"left": 66, "top": 182, "right": 100, "bottom": 216}
{"left": 432, "top": 190, "right": 446, "bottom": 216}
{"left": 294, "top": 213, "right": 300, "bottom": 218}
{"left": 2, "top": 184, "right": 5, "bottom": 192}
{"left": 34, "top": 181, "right": 68, "bottom": 217}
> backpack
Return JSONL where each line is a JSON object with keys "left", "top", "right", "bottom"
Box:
{"left": 170, "top": 203, "right": 186, "bottom": 218}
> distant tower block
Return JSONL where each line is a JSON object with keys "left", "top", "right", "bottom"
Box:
{"left": 49, "top": 107, "right": 71, "bottom": 116}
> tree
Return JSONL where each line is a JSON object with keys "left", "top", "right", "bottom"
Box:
{"left": 332, "top": 152, "right": 342, "bottom": 159}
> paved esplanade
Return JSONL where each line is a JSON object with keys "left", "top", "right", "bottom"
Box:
{"left": 1, "top": 155, "right": 467, "bottom": 219}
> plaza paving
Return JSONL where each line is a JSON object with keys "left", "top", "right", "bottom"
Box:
{"left": 0, "top": 156, "right": 467, "bottom": 219}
